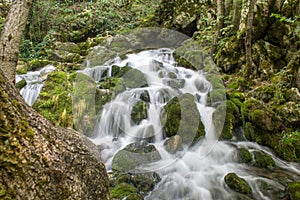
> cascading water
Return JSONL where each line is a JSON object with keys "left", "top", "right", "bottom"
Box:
{"left": 16, "top": 65, "right": 55, "bottom": 106}
{"left": 82, "top": 48, "right": 299, "bottom": 200}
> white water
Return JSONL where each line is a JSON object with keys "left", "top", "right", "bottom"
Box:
{"left": 84, "top": 49, "right": 300, "bottom": 200}
{"left": 16, "top": 65, "right": 55, "bottom": 106}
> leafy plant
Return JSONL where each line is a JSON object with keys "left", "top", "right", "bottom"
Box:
{"left": 275, "top": 130, "right": 300, "bottom": 161}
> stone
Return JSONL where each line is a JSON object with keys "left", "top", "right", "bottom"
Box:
{"left": 164, "top": 135, "right": 183, "bottom": 154}
{"left": 224, "top": 173, "right": 252, "bottom": 195}
{"left": 131, "top": 101, "right": 149, "bottom": 125}
{"left": 112, "top": 143, "right": 161, "bottom": 172}
{"left": 286, "top": 182, "right": 300, "bottom": 200}
{"left": 253, "top": 151, "right": 275, "bottom": 168}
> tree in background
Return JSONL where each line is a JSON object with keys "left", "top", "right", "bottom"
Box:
{"left": 0, "top": 0, "right": 32, "bottom": 83}
{"left": 211, "top": 0, "right": 225, "bottom": 56}
{"left": 244, "top": 0, "right": 256, "bottom": 77}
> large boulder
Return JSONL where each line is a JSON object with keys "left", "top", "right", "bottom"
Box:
{"left": 224, "top": 173, "right": 252, "bottom": 195}
{"left": 112, "top": 142, "right": 161, "bottom": 172}
{"left": 163, "top": 93, "right": 205, "bottom": 144}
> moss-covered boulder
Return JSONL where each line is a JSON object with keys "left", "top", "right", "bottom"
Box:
{"left": 112, "top": 142, "right": 161, "bottom": 172}
{"left": 253, "top": 151, "right": 275, "bottom": 168}
{"left": 123, "top": 68, "right": 148, "bottom": 88}
{"left": 110, "top": 183, "right": 138, "bottom": 199}
{"left": 236, "top": 148, "right": 252, "bottom": 163}
{"left": 224, "top": 173, "right": 252, "bottom": 195}
{"left": 241, "top": 98, "right": 283, "bottom": 148}
{"left": 15, "top": 79, "right": 27, "bottom": 91}
{"left": 275, "top": 130, "right": 300, "bottom": 162}
{"left": 33, "top": 71, "right": 75, "bottom": 128}
{"left": 286, "top": 182, "right": 300, "bottom": 200}
{"left": 131, "top": 100, "right": 149, "bottom": 125}
{"left": 164, "top": 93, "right": 205, "bottom": 144}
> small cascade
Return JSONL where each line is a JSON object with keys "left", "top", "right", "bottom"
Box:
{"left": 16, "top": 65, "right": 55, "bottom": 106}
{"left": 81, "top": 48, "right": 299, "bottom": 200}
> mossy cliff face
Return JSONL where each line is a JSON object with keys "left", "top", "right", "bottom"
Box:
{"left": 0, "top": 71, "right": 109, "bottom": 199}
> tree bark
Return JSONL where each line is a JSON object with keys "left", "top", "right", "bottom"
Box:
{"left": 0, "top": 69, "right": 110, "bottom": 199}
{"left": 211, "top": 0, "right": 225, "bottom": 56}
{"left": 0, "top": 0, "right": 32, "bottom": 84}
{"left": 244, "top": 0, "right": 256, "bottom": 77}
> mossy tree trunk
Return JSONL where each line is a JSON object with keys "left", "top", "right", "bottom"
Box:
{"left": 0, "top": 69, "right": 110, "bottom": 199}
{"left": 211, "top": 0, "right": 225, "bottom": 56}
{"left": 244, "top": 0, "right": 256, "bottom": 78}
{"left": 0, "top": 0, "right": 32, "bottom": 84}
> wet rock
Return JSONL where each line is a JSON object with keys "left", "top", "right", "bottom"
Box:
{"left": 110, "top": 183, "right": 138, "bottom": 199}
{"left": 140, "top": 90, "right": 150, "bottom": 103}
{"left": 51, "top": 50, "right": 83, "bottom": 63}
{"left": 224, "top": 173, "right": 252, "bottom": 195}
{"left": 16, "top": 79, "right": 27, "bottom": 91}
{"left": 164, "top": 93, "right": 205, "bottom": 144}
{"left": 131, "top": 172, "right": 161, "bottom": 195}
{"left": 111, "top": 64, "right": 131, "bottom": 78}
{"left": 131, "top": 101, "right": 149, "bottom": 124}
{"left": 236, "top": 148, "right": 252, "bottom": 163}
{"left": 164, "top": 135, "right": 183, "bottom": 154}
{"left": 112, "top": 143, "right": 161, "bottom": 172}
{"left": 165, "top": 78, "right": 185, "bottom": 88}
{"left": 286, "top": 182, "right": 300, "bottom": 200}
{"left": 253, "top": 151, "right": 275, "bottom": 168}
{"left": 123, "top": 68, "right": 148, "bottom": 88}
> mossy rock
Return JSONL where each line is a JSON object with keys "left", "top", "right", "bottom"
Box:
{"left": 15, "top": 79, "right": 27, "bottom": 91}
{"left": 123, "top": 68, "right": 148, "bottom": 88}
{"left": 111, "top": 64, "right": 132, "bottom": 78}
{"left": 164, "top": 93, "right": 205, "bottom": 144}
{"left": 54, "top": 42, "right": 80, "bottom": 54}
{"left": 26, "top": 59, "right": 52, "bottom": 71}
{"left": 126, "top": 193, "right": 144, "bottom": 200}
{"left": 224, "top": 173, "right": 252, "bottom": 195}
{"left": 275, "top": 130, "right": 300, "bottom": 162}
{"left": 253, "top": 151, "right": 275, "bottom": 168}
{"left": 112, "top": 143, "right": 161, "bottom": 172}
{"left": 33, "top": 71, "right": 75, "bottom": 128}
{"left": 286, "top": 182, "right": 300, "bottom": 200}
{"left": 241, "top": 99, "right": 282, "bottom": 148}
{"left": 131, "top": 101, "right": 149, "bottom": 125}
{"left": 236, "top": 148, "right": 252, "bottom": 163}
{"left": 110, "top": 183, "right": 137, "bottom": 199}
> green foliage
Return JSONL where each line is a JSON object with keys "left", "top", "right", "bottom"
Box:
{"left": 110, "top": 183, "right": 137, "bottom": 199}
{"left": 275, "top": 130, "right": 300, "bottom": 161}
{"left": 270, "top": 13, "right": 300, "bottom": 44}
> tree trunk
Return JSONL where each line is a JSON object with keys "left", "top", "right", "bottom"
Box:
{"left": 0, "top": 0, "right": 32, "bottom": 84}
{"left": 244, "top": 0, "right": 255, "bottom": 77}
{"left": 211, "top": 0, "right": 225, "bottom": 56}
{"left": 232, "top": 0, "right": 242, "bottom": 33}
{"left": 0, "top": 69, "right": 110, "bottom": 199}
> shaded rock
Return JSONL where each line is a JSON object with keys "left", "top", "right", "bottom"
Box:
{"left": 112, "top": 143, "right": 161, "bottom": 172}
{"left": 286, "top": 182, "right": 300, "bottom": 200}
{"left": 253, "top": 151, "right": 275, "bottom": 168}
{"left": 224, "top": 173, "right": 252, "bottom": 195}
{"left": 140, "top": 90, "right": 150, "bottom": 103}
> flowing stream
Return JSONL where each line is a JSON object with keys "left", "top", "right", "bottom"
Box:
{"left": 16, "top": 65, "right": 55, "bottom": 106}
{"left": 87, "top": 48, "right": 300, "bottom": 200}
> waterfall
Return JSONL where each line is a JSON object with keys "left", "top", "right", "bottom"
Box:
{"left": 16, "top": 65, "right": 55, "bottom": 106}
{"left": 82, "top": 48, "right": 299, "bottom": 200}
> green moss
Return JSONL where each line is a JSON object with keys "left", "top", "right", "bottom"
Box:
{"left": 275, "top": 131, "right": 300, "bottom": 161}
{"left": 164, "top": 94, "right": 205, "bottom": 144}
{"left": 110, "top": 183, "right": 137, "bottom": 199}
{"left": 131, "top": 101, "right": 149, "bottom": 124}
{"left": 286, "top": 182, "right": 300, "bottom": 200}
{"left": 15, "top": 80, "right": 26, "bottom": 91}
{"left": 0, "top": 182, "right": 6, "bottom": 197}
{"left": 237, "top": 148, "right": 252, "bottom": 163}
{"left": 224, "top": 173, "right": 252, "bottom": 195}
{"left": 253, "top": 151, "right": 275, "bottom": 168}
